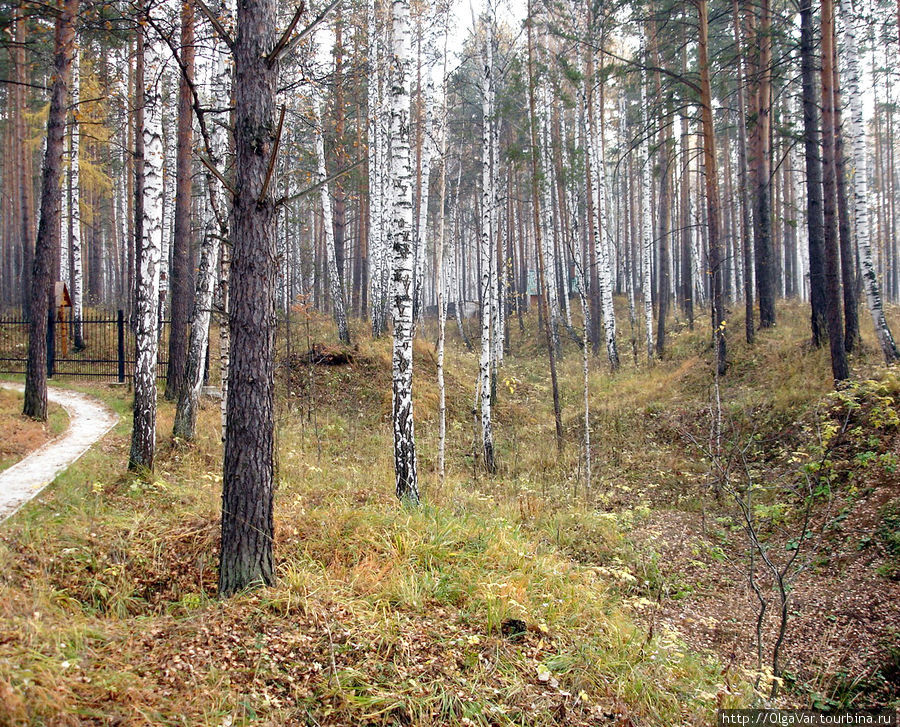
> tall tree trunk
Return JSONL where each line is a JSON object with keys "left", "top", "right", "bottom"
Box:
{"left": 800, "top": 0, "right": 828, "bottom": 346}
{"left": 16, "top": 3, "right": 36, "bottom": 318}
{"left": 312, "top": 84, "right": 350, "bottom": 344}
{"left": 527, "top": 1, "right": 563, "bottom": 451}
{"left": 129, "top": 15, "right": 165, "bottom": 470}
{"left": 389, "top": 0, "right": 420, "bottom": 503}
{"left": 218, "top": 0, "right": 279, "bottom": 595}
{"left": 751, "top": 0, "right": 776, "bottom": 329}
{"left": 830, "top": 26, "right": 860, "bottom": 352}
{"left": 840, "top": 0, "right": 899, "bottom": 361}
{"left": 166, "top": 0, "right": 195, "bottom": 400}
{"left": 820, "top": 0, "right": 850, "bottom": 382}
{"left": 70, "top": 45, "right": 85, "bottom": 350}
{"left": 732, "top": 0, "right": 754, "bottom": 343}
{"left": 478, "top": 9, "right": 496, "bottom": 473}
{"left": 698, "top": 0, "right": 727, "bottom": 375}
{"left": 24, "top": 0, "right": 79, "bottom": 421}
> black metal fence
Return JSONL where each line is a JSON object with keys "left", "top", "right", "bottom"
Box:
{"left": 0, "top": 310, "right": 170, "bottom": 382}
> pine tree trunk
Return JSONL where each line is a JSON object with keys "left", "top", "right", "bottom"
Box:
{"left": 820, "top": 0, "right": 850, "bottom": 382}
{"left": 166, "top": 0, "right": 195, "bottom": 400}
{"left": 752, "top": 0, "right": 776, "bottom": 328}
{"left": 24, "top": 0, "right": 79, "bottom": 421}
{"left": 800, "top": 0, "right": 828, "bottom": 347}
{"left": 218, "top": 0, "right": 279, "bottom": 595}
{"left": 698, "top": 0, "right": 727, "bottom": 375}
{"left": 830, "top": 26, "right": 860, "bottom": 352}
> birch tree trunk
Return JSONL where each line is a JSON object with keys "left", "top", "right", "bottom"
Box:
{"left": 478, "top": 9, "right": 496, "bottom": 473}
{"left": 584, "top": 69, "right": 619, "bottom": 370}
{"left": 638, "top": 45, "right": 654, "bottom": 361}
{"left": 70, "top": 45, "right": 85, "bottom": 350}
{"left": 129, "top": 14, "right": 166, "bottom": 470}
{"left": 840, "top": 0, "right": 899, "bottom": 362}
{"left": 389, "top": 0, "right": 419, "bottom": 503}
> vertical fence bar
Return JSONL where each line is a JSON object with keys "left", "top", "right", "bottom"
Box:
{"left": 117, "top": 309, "right": 126, "bottom": 383}
{"left": 46, "top": 307, "right": 55, "bottom": 378}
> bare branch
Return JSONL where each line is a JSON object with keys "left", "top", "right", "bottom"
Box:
{"left": 266, "top": 2, "right": 307, "bottom": 68}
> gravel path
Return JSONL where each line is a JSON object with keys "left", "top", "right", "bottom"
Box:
{"left": 0, "top": 383, "right": 118, "bottom": 523}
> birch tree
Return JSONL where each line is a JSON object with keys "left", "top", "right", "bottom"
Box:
{"left": 389, "top": 0, "right": 419, "bottom": 503}
{"left": 478, "top": 8, "right": 496, "bottom": 473}
{"left": 129, "top": 15, "right": 166, "bottom": 471}
{"left": 839, "top": 0, "right": 899, "bottom": 362}
{"left": 70, "top": 45, "right": 85, "bottom": 351}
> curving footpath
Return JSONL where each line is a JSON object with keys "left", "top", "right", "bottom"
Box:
{"left": 0, "top": 383, "right": 118, "bottom": 524}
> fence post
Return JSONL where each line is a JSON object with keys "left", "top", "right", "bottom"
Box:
{"left": 46, "top": 307, "right": 55, "bottom": 378}
{"left": 117, "top": 309, "right": 125, "bottom": 383}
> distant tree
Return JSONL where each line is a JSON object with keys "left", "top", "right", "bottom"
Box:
{"left": 24, "top": 0, "right": 80, "bottom": 421}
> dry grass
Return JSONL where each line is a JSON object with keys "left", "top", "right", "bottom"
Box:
{"left": 1, "top": 298, "right": 898, "bottom": 724}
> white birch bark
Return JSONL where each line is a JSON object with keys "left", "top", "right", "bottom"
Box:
{"left": 436, "top": 12, "right": 449, "bottom": 486}
{"left": 840, "top": 1, "right": 899, "bottom": 361}
{"left": 389, "top": 0, "right": 419, "bottom": 502}
{"left": 368, "top": 0, "right": 388, "bottom": 336}
{"left": 129, "top": 22, "right": 165, "bottom": 471}
{"left": 639, "top": 48, "right": 654, "bottom": 360}
{"left": 586, "top": 73, "right": 619, "bottom": 370}
{"left": 477, "top": 9, "right": 495, "bottom": 473}
{"left": 538, "top": 82, "right": 562, "bottom": 356}
{"left": 173, "top": 26, "right": 230, "bottom": 441}
{"left": 70, "top": 46, "right": 84, "bottom": 349}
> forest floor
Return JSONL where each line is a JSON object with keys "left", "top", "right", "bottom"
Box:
{"left": 0, "top": 386, "right": 68, "bottom": 476}
{"left": 0, "top": 301, "right": 898, "bottom": 726}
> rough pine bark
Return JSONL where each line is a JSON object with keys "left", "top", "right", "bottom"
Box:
{"left": 698, "top": 0, "right": 727, "bottom": 375}
{"left": 389, "top": 0, "right": 420, "bottom": 503}
{"left": 166, "top": 0, "right": 195, "bottom": 400}
{"left": 820, "top": 0, "right": 850, "bottom": 382}
{"left": 751, "top": 0, "right": 776, "bottom": 329}
{"left": 732, "top": 0, "right": 754, "bottom": 344}
{"left": 218, "top": 0, "right": 279, "bottom": 594}
{"left": 800, "top": 0, "right": 828, "bottom": 346}
{"left": 830, "top": 29, "right": 860, "bottom": 352}
{"left": 24, "top": 0, "right": 79, "bottom": 421}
